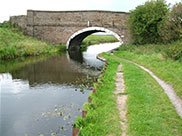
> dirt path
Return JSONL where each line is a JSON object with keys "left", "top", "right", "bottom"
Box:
{"left": 115, "top": 63, "right": 128, "bottom": 136}
{"left": 133, "top": 61, "right": 182, "bottom": 117}
{"left": 114, "top": 55, "right": 182, "bottom": 118}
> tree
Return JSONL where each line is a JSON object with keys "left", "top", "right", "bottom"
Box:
{"left": 159, "top": 2, "right": 182, "bottom": 42}
{"left": 128, "top": 0, "right": 169, "bottom": 44}
{"left": 170, "top": 2, "right": 182, "bottom": 39}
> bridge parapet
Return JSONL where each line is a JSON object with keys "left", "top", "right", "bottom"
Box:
{"left": 27, "top": 10, "right": 129, "bottom": 27}
{"left": 10, "top": 15, "right": 27, "bottom": 30}
{"left": 10, "top": 10, "right": 130, "bottom": 45}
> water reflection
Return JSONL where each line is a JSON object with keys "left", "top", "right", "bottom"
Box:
{"left": 68, "top": 42, "right": 120, "bottom": 70}
{"left": 68, "top": 50, "right": 83, "bottom": 63}
{"left": 1, "top": 74, "right": 88, "bottom": 136}
{"left": 0, "top": 73, "right": 29, "bottom": 94}
{"left": 10, "top": 55, "right": 97, "bottom": 86}
{"left": 0, "top": 42, "right": 121, "bottom": 136}
{"left": 81, "top": 42, "right": 120, "bottom": 69}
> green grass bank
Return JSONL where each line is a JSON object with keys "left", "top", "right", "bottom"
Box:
{"left": 75, "top": 53, "right": 182, "bottom": 136}
{"left": 114, "top": 54, "right": 182, "bottom": 136}
{"left": 114, "top": 42, "right": 182, "bottom": 99}
{"left": 0, "top": 22, "right": 66, "bottom": 60}
{"left": 81, "top": 35, "right": 118, "bottom": 51}
{"left": 75, "top": 55, "right": 122, "bottom": 136}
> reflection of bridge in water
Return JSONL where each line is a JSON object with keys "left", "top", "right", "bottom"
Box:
{"left": 68, "top": 42, "right": 120, "bottom": 75}
{"left": 0, "top": 42, "right": 121, "bottom": 136}
{"left": 68, "top": 50, "right": 103, "bottom": 74}
{"left": 5, "top": 42, "right": 120, "bottom": 87}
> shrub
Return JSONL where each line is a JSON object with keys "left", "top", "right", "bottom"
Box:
{"left": 57, "top": 44, "right": 66, "bottom": 52}
{"left": 166, "top": 40, "right": 182, "bottom": 61}
{"left": 128, "top": 0, "right": 169, "bottom": 44}
{"left": 0, "top": 21, "right": 22, "bottom": 33}
{"left": 0, "top": 21, "right": 12, "bottom": 28}
{"left": 170, "top": 2, "right": 182, "bottom": 30}
{"left": 159, "top": 2, "right": 182, "bottom": 42}
{"left": 158, "top": 19, "right": 178, "bottom": 42}
{"left": 170, "top": 2, "right": 182, "bottom": 39}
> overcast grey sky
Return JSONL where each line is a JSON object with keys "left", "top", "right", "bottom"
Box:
{"left": 0, "top": 0, "right": 181, "bottom": 22}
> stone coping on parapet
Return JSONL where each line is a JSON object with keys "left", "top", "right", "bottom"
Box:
{"left": 10, "top": 15, "right": 26, "bottom": 19}
{"left": 27, "top": 9, "right": 130, "bottom": 15}
{"left": 10, "top": 15, "right": 26, "bottom": 17}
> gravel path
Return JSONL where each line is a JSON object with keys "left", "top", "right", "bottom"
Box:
{"left": 116, "top": 57, "right": 182, "bottom": 118}
{"left": 115, "top": 63, "right": 128, "bottom": 136}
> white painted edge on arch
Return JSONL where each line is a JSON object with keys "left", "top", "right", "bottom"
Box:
{"left": 66, "top": 27, "right": 124, "bottom": 49}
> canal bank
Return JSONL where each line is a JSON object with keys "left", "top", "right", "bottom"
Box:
{"left": 0, "top": 42, "right": 121, "bottom": 136}
{"left": 73, "top": 52, "right": 122, "bottom": 136}
{"left": 0, "top": 22, "right": 66, "bottom": 60}
{"left": 74, "top": 52, "right": 182, "bottom": 136}
{"left": 3, "top": 22, "right": 182, "bottom": 136}
{"left": 75, "top": 53, "right": 182, "bottom": 136}
{"left": 1, "top": 21, "right": 123, "bottom": 136}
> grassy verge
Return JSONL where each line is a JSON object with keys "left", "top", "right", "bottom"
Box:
{"left": 112, "top": 54, "right": 182, "bottom": 136}
{"left": 81, "top": 35, "right": 118, "bottom": 51}
{"left": 114, "top": 43, "right": 182, "bottom": 99}
{"left": 75, "top": 53, "right": 182, "bottom": 136}
{"left": 0, "top": 22, "right": 66, "bottom": 60}
{"left": 75, "top": 55, "right": 122, "bottom": 136}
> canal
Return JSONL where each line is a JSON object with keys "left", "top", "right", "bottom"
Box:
{"left": 0, "top": 42, "right": 120, "bottom": 136}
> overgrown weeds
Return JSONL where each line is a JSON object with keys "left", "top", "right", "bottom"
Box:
{"left": 0, "top": 22, "right": 66, "bottom": 60}
{"left": 115, "top": 43, "right": 182, "bottom": 99}
{"left": 119, "top": 40, "right": 182, "bottom": 62}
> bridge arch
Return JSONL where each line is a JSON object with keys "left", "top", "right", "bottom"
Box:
{"left": 67, "top": 27, "right": 124, "bottom": 51}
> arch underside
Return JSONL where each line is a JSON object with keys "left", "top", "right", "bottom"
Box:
{"left": 67, "top": 27, "right": 123, "bottom": 51}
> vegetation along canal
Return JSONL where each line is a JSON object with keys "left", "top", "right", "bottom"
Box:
{"left": 0, "top": 42, "right": 120, "bottom": 136}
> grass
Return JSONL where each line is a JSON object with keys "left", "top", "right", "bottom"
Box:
{"left": 114, "top": 43, "right": 182, "bottom": 99}
{"left": 75, "top": 55, "right": 122, "bottom": 136}
{"left": 0, "top": 22, "right": 66, "bottom": 60}
{"left": 75, "top": 53, "right": 182, "bottom": 136}
{"left": 114, "top": 55, "right": 182, "bottom": 136}
{"left": 81, "top": 35, "right": 118, "bottom": 51}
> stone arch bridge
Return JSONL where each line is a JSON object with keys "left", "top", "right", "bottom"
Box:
{"left": 10, "top": 10, "right": 130, "bottom": 50}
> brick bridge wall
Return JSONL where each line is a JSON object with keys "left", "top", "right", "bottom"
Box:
{"left": 10, "top": 10, "right": 130, "bottom": 45}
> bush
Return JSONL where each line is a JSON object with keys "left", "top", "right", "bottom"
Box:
{"left": 170, "top": 2, "right": 182, "bottom": 40}
{"left": 57, "top": 44, "right": 66, "bottom": 52}
{"left": 0, "top": 21, "right": 12, "bottom": 28}
{"left": 170, "top": 2, "right": 182, "bottom": 30}
{"left": 159, "top": 2, "right": 182, "bottom": 42}
{"left": 158, "top": 19, "right": 178, "bottom": 42}
{"left": 166, "top": 40, "right": 182, "bottom": 61}
{"left": 128, "top": 0, "right": 169, "bottom": 44}
{"left": 0, "top": 21, "right": 22, "bottom": 33}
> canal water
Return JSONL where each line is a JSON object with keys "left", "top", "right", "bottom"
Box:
{"left": 0, "top": 42, "right": 120, "bottom": 136}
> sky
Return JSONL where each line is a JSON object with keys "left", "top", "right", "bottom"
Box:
{"left": 0, "top": 0, "right": 181, "bottom": 22}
